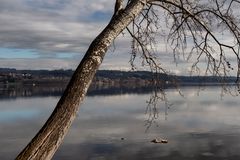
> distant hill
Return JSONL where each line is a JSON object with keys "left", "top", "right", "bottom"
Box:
{"left": 0, "top": 68, "right": 238, "bottom": 86}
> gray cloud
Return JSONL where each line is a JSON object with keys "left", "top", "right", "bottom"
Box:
{"left": 0, "top": 0, "right": 193, "bottom": 72}
{"left": 0, "top": 58, "right": 79, "bottom": 70}
{"left": 0, "top": 0, "right": 179, "bottom": 71}
{"left": 0, "top": 0, "right": 114, "bottom": 55}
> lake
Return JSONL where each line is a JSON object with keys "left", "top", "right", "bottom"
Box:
{"left": 1, "top": 86, "right": 240, "bottom": 159}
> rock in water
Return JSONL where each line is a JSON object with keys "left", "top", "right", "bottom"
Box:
{"left": 161, "top": 139, "right": 168, "bottom": 143}
{"left": 151, "top": 138, "right": 168, "bottom": 143}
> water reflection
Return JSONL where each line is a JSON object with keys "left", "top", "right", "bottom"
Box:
{"left": 0, "top": 84, "right": 154, "bottom": 99}
{"left": 0, "top": 85, "right": 65, "bottom": 99}
{"left": 1, "top": 87, "right": 240, "bottom": 159}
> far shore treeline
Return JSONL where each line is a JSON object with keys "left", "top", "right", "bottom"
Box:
{"left": 0, "top": 68, "right": 238, "bottom": 99}
{"left": 0, "top": 68, "right": 238, "bottom": 87}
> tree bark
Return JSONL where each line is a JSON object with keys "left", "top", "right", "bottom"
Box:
{"left": 16, "top": 0, "right": 148, "bottom": 159}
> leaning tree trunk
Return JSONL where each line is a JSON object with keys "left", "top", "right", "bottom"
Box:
{"left": 16, "top": 0, "right": 147, "bottom": 159}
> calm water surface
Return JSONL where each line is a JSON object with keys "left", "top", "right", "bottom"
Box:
{"left": 1, "top": 86, "right": 240, "bottom": 160}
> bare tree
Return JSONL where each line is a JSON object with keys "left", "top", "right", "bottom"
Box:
{"left": 16, "top": 0, "right": 240, "bottom": 159}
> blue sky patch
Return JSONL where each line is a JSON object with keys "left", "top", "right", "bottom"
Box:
{"left": 0, "top": 48, "right": 39, "bottom": 59}
{"left": 90, "top": 11, "right": 112, "bottom": 22}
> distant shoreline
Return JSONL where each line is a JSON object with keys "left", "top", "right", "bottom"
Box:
{"left": 0, "top": 68, "right": 238, "bottom": 87}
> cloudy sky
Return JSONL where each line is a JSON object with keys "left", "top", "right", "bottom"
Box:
{"left": 0, "top": 0, "right": 238, "bottom": 76}
{"left": 0, "top": 0, "right": 186, "bottom": 73}
{"left": 0, "top": 0, "right": 116, "bottom": 69}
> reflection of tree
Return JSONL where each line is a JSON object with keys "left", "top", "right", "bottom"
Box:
{"left": 144, "top": 76, "right": 184, "bottom": 131}
{"left": 144, "top": 88, "right": 172, "bottom": 131}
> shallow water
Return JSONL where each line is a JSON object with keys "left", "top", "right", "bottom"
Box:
{"left": 1, "top": 86, "right": 240, "bottom": 160}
